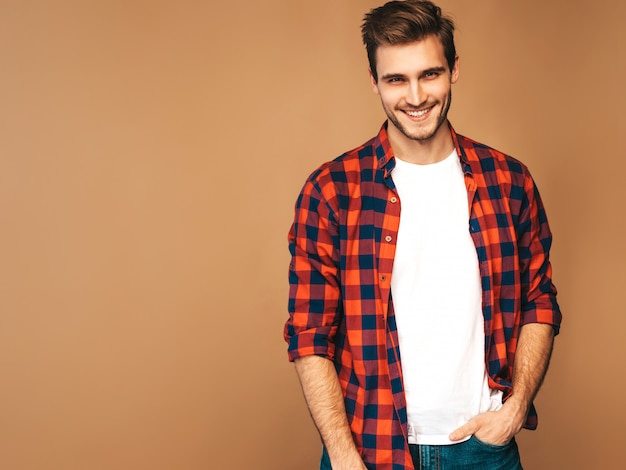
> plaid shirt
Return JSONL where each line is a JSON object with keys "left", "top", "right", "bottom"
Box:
{"left": 284, "top": 122, "right": 561, "bottom": 469}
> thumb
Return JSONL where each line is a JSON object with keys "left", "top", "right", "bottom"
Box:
{"left": 449, "top": 419, "right": 478, "bottom": 442}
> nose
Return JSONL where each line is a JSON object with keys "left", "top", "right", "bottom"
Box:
{"left": 406, "top": 80, "right": 423, "bottom": 106}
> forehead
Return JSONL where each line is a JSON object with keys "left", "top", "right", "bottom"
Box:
{"left": 375, "top": 36, "right": 447, "bottom": 74}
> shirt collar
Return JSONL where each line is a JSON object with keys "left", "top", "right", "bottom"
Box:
{"left": 449, "top": 123, "right": 469, "bottom": 168}
{"left": 374, "top": 122, "right": 394, "bottom": 173}
{"left": 374, "top": 121, "right": 470, "bottom": 174}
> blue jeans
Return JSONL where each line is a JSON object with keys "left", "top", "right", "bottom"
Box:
{"left": 320, "top": 437, "right": 523, "bottom": 469}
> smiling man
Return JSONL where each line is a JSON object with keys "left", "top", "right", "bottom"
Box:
{"left": 372, "top": 36, "right": 457, "bottom": 159}
{"left": 284, "top": 2, "right": 561, "bottom": 469}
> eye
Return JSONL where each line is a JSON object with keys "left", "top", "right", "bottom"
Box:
{"left": 424, "top": 71, "right": 440, "bottom": 79}
{"left": 387, "top": 77, "right": 404, "bottom": 84}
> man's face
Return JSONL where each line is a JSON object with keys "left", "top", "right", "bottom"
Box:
{"left": 370, "top": 36, "right": 459, "bottom": 145}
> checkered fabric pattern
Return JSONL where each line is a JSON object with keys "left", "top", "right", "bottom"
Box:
{"left": 284, "top": 122, "right": 561, "bottom": 469}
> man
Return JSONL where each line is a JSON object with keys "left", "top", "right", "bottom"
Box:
{"left": 284, "top": 1, "right": 562, "bottom": 469}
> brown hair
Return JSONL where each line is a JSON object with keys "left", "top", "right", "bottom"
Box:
{"left": 362, "top": 0, "right": 456, "bottom": 82}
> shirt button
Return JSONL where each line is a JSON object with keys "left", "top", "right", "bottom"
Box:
{"left": 385, "top": 235, "right": 393, "bottom": 242}
{"left": 380, "top": 275, "right": 387, "bottom": 282}
{"left": 390, "top": 196, "right": 398, "bottom": 203}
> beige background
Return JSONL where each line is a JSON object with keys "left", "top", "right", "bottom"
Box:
{"left": 1, "top": 0, "right": 624, "bottom": 469}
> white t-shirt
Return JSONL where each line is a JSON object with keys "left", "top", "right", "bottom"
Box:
{"left": 390, "top": 150, "right": 502, "bottom": 445}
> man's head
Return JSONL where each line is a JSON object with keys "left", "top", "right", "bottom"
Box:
{"left": 362, "top": 0, "right": 456, "bottom": 82}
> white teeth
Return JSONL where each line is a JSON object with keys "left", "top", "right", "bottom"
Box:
{"left": 406, "top": 109, "right": 429, "bottom": 117}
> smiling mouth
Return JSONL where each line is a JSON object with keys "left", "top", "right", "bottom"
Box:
{"left": 404, "top": 106, "right": 433, "bottom": 118}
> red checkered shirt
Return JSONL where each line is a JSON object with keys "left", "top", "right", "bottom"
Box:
{"left": 284, "top": 122, "right": 561, "bottom": 469}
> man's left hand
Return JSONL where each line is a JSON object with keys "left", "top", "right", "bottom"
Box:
{"left": 448, "top": 403, "right": 526, "bottom": 445}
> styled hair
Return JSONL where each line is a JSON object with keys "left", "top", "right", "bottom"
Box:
{"left": 362, "top": 0, "right": 456, "bottom": 81}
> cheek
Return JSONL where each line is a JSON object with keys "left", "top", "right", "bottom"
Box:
{"left": 379, "top": 88, "right": 403, "bottom": 104}
{"left": 434, "top": 84, "right": 452, "bottom": 99}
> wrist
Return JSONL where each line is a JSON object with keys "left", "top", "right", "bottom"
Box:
{"left": 502, "top": 395, "right": 530, "bottom": 429}
{"left": 327, "top": 446, "right": 364, "bottom": 470}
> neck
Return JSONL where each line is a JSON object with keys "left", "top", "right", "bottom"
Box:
{"left": 388, "top": 121, "right": 454, "bottom": 165}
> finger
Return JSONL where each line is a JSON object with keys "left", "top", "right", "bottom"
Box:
{"left": 449, "top": 420, "right": 478, "bottom": 441}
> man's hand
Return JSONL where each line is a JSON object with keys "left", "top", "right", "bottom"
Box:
{"left": 448, "top": 400, "right": 526, "bottom": 445}
{"left": 450, "top": 323, "right": 554, "bottom": 445}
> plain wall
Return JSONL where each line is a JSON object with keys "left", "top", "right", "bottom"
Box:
{"left": 1, "top": 0, "right": 624, "bottom": 468}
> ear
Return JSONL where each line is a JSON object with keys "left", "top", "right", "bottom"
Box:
{"left": 369, "top": 69, "right": 380, "bottom": 94}
{"left": 450, "top": 55, "right": 460, "bottom": 84}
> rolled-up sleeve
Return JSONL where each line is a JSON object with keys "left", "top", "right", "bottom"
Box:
{"left": 284, "top": 173, "right": 342, "bottom": 362}
{"left": 516, "top": 170, "right": 562, "bottom": 334}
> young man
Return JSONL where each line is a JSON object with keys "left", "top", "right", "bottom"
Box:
{"left": 284, "top": 1, "right": 562, "bottom": 469}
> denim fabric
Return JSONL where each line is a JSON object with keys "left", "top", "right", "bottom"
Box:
{"left": 320, "top": 437, "right": 523, "bottom": 469}
{"left": 409, "top": 437, "right": 523, "bottom": 470}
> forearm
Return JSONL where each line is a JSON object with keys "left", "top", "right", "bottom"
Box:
{"left": 294, "top": 355, "right": 366, "bottom": 470}
{"left": 449, "top": 322, "right": 555, "bottom": 443}
{"left": 504, "top": 323, "right": 555, "bottom": 425}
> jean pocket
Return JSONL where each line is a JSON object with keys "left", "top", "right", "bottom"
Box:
{"left": 470, "top": 435, "right": 514, "bottom": 450}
